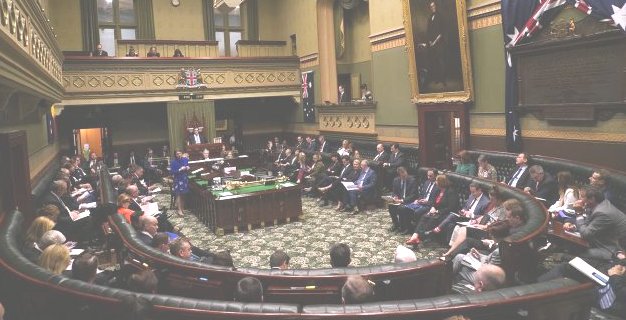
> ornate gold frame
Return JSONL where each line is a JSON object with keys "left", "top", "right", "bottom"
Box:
{"left": 402, "top": 0, "right": 474, "bottom": 104}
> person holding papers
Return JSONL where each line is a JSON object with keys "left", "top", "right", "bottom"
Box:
{"left": 321, "top": 156, "right": 359, "bottom": 211}
{"left": 426, "top": 182, "right": 490, "bottom": 242}
{"left": 41, "top": 180, "right": 93, "bottom": 242}
{"left": 563, "top": 186, "right": 626, "bottom": 261}
{"left": 406, "top": 175, "right": 459, "bottom": 247}
{"left": 171, "top": 150, "right": 190, "bottom": 216}
{"left": 387, "top": 167, "right": 418, "bottom": 232}
{"left": 344, "top": 160, "right": 377, "bottom": 214}
{"left": 396, "top": 169, "right": 440, "bottom": 234}
{"left": 441, "top": 187, "right": 507, "bottom": 259}
{"left": 523, "top": 165, "right": 558, "bottom": 207}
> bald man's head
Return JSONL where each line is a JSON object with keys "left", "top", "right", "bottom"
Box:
{"left": 473, "top": 264, "right": 506, "bottom": 292}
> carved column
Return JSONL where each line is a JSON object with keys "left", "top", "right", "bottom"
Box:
{"left": 316, "top": 0, "right": 338, "bottom": 103}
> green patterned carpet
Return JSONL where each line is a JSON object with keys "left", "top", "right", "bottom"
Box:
{"left": 152, "top": 188, "right": 622, "bottom": 319}
{"left": 154, "top": 192, "right": 446, "bottom": 269}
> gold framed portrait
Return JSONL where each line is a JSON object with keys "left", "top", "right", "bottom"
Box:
{"left": 402, "top": 0, "right": 474, "bottom": 103}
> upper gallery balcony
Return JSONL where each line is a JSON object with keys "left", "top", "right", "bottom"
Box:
{"left": 62, "top": 39, "right": 300, "bottom": 106}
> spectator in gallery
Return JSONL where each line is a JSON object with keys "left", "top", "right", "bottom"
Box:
{"left": 126, "top": 46, "right": 139, "bottom": 57}
{"left": 454, "top": 150, "right": 476, "bottom": 176}
{"left": 477, "top": 154, "right": 498, "bottom": 181}
{"left": 342, "top": 276, "right": 374, "bottom": 304}
{"left": 39, "top": 244, "right": 70, "bottom": 275}
{"left": 360, "top": 84, "right": 373, "bottom": 101}
{"left": 338, "top": 84, "right": 349, "bottom": 102}
{"left": 147, "top": 46, "right": 160, "bottom": 57}
{"left": 173, "top": 48, "right": 184, "bottom": 57}
{"left": 235, "top": 277, "right": 264, "bottom": 303}
{"left": 330, "top": 243, "right": 351, "bottom": 268}
{"left": 91, "top": 43, "right": 108, "bottom": 57}
{"left": 270, "top": 250, "right": 290, "bottom": 270}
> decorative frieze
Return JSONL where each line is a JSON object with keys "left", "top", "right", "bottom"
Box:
{"left": 316, "top": 102, "right": 377, "bottom": 136}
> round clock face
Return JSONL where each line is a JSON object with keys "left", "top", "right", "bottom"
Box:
{"left": 171, "top": 0, "right": 180, "bottom": 7}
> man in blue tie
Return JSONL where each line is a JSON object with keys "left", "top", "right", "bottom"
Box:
{"left": 507, "top": 153, "right": 530, "bottom": 189}
{"left": 345, "top": 160, "right": 377, "bottom": 214}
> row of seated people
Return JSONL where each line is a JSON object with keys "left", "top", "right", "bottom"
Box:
{"left": 391, "top": 151, "right": 626, "bottom": 316}
{"left": 91, "top": 43, "right": 181, "bottom": 58}
{"left": 263, "top": 135, "right": 407, "bottom": 187}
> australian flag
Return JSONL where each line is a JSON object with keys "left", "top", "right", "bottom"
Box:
{"left": 302, "top": 71, "right": 315, "bottom": 123}
{"left": 572, "top": 0, "right": 626, "bottom": 31}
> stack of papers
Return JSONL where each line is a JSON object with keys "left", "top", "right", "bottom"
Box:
{"left": 341, "top": 182, "right": 359, "bottom": 191}
{"left": 569, "top": 257, "right": 609, "bottom": 286}
{"left": 71, "top": 210, "right": 91, "bottom": 221}
{"left": 140, "top": 202, "right": 160, "bottom": 216}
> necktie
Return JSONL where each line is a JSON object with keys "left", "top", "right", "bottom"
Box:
{"left": 425, "top": 182, "right": 434, "bottom": 198}
{"left": 598, "top": 284, "right": 616, "bottom": 310}
{"left": 130, "top": 156, "right": 135, "bottom": 164}
{"left": 467, "top": 197, "right": 477, "bottom": 211}
{"left": 401, "top": 180, "right": 406, "bottom": 199}
{"left": 509, "top": 167, "right": 522, "bottom": 185}
{"left": 374, "top": 153, "right": 380, "bottom": 161}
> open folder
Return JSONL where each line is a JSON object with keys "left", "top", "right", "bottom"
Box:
{"left": 341, "top": 181, "right": 359, "bottom": 191}
{"left": 568, "top": 257, "right": 609, "bottom": 286}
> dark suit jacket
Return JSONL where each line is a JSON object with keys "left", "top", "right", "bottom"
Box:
{"left": 392, "top": 176, "right": 418, "bottom": 204}
{"left": 387, "top": 152, "right": 406, "bottom": 172}
{"left": 526, "top": 172, "right": 558, "bottom": 205}
{"left": 318, "top": 141, "right": 328, "bottom": 153}
{"left": 187, "top": 134, "right": 207, "bottom": 145}
{"left": 326, "top": 161, "right": 343, "bottom": 177}
{"left": 92, "top": 50, "right": 108, "bottom": 56}
{"left": 462, "top": 193, "right": 491, "bottom": 218}
{"left": 137, "top": 232, "right": 153, "bottom": 246}
{"left": 303, "top": 140, "right": 317, "bottom": 154}
{"left": 355, "top": 169, "right": 377, "bottom": 198}
{"left": 339, "top": 91, "right": 349, "bottom": 102}
{"left": 372, "top": 151, "right": 390, "bottom": 165}
{"left": 433, "top": 188, "right": 460, "bottom": 215}
{"left": 41, "top": 192, "right": 72, "bottom": 226}
{"left": 418, "top": 180, "right": 440, "bottom": 206}
{"left": 507, "top": 165, "right": 530, "bottom": 189}
{"left": 22, "top": 244, "right": 42, "bottom": 263}
{"left": 575, "top": 200, "right": 626, "bottom": 255}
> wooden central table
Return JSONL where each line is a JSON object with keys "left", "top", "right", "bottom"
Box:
{"left": 188, "top": 178, "right": 302, "bottom": 235}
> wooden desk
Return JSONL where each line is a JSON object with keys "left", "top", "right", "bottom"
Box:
{"left": 188, "top": 179, "right": 302, "bottom": 235}
{"left": 548, "top": 221, "right": 590, "bottom": 248}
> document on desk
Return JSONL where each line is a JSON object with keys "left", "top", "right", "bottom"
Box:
{"left": 140, "top": 202, "right": 160, "bottom": 216}
{"left": 569, "top": 257, "right": 609, "bottom": 286}
{"left": 341, "top": 182, "right": 359, "bottom": 191}
{"left": 71, "top": 210, "right": 91, "bottom": 221}
{"left": 564, "top": 230, "right": 582, "bottom": 238}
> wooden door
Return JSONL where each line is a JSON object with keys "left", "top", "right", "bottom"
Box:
{"left": 418, "top": 104, "right": 469, "bottom": 169}
{"left": 78, "top": 128, "right": 103, "bottom": 157}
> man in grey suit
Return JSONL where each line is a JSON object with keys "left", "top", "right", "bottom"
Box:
{"left": 564, "top": 186, "right": 626, "bottom": 261}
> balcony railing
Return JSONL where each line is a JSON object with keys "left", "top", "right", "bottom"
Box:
{"left": 62, "top": 55, "right": 301, "bottom": 105}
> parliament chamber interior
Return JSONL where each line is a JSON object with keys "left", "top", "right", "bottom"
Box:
{"left": 1, "top": 0, "right": 626, "bottom": 319}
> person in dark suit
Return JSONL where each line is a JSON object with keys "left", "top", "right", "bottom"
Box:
{"left": 506, "top": 153, "right": 531, "bottom": 189}
{"left": 383, "top": 143, "right": 405, "bottom": 188}
{"left": 564, "top": 186, "right": 626, "bottom": 261}
{"left": 388, "top": 167, "right": 418, "bottom": 232}
{"left": 428, "top": 182, "right": 491, "bottom": 242}
{"left": 187, "top": 128, "right": 207, "bottom": 145}
{"left": 317, "top": 135, "right": 328, "bottom": 153}
{"left": 315, "top": 153, "right": 345, "bottom": 206}
{"left": 328, "top": 157, "right": 361, "bottom": 211}
{"left": 303, "top": 136, "right": 317, "bottom": 154}
{"left": 147, "top": 46, "right": 160, "bottom": 57}
{"left": 398, "top": 169, "right": 440, "bottom": 233}
{"left": 523, "top": 165, "right": 558, "bottom": 207}
{"left": 338, "top": 85, "right": 349, "bottom": 102}
{"left": 91, "top": 43, "right": 108, "bottom": 57}
{"left": 41, "top": 180, "right": 92, "bottom": 242}
{"left": 345, "top": 160, "right": 377, "bottom": 214}
{"left": 371, "top": 144, "right": 389, "bottom": 166}
{"left": 137, "top": 214, "right": 159, "bottom": 246}
{"left": 406, "top": 174, "right": 459, "bottom": 246}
